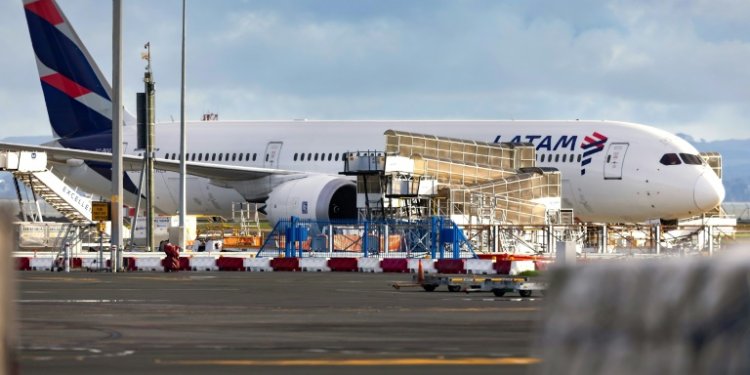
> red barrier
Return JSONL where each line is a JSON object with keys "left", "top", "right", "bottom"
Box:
{"left": 15, "top": 257, "right": 31, "bottom": 271}
{"left": 494, "top": 260, "right": 512, "bottom": 275}
{"left": 270, "top": 257, "right": 300, "bottom": 271}
{"left": 381, "top": 258, "right": 408, "bottom": 273}
{"left": 435, "top": 259, "right": 465, "bottom": 274}
{"left": 217, "top": 257, "right": 245, "bottom": 271}
{"left": 123, "top": 257, "right": 138, "bottom": 271}
{"left": 327, "top": 257, "right": 358, "bottom": 272}
{"left": 534, "top": 260, "right": 550, "bottom": 271}
{"left": 179, "top": 257, "right": 191, "bottom": 271}
{"left": 160, "top": 257, "right": 191, "bottom": 271}
{"left": 71, "top": 257, "right": 83, "bottom": 269}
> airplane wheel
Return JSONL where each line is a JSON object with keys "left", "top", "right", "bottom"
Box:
{"left": 422, "top": 284, "right": 437, "bottom": 292}
{"left": 492, "top": 289, "right": 506, "bottom": 297}
{"left": 447, "top": 285, "right": 462, "bottom": 293}
{"left": 519, "top": 290, "right": 533, "bottom": 297}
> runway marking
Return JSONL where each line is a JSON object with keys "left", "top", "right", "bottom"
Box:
{"left": 18, "top": 299, "right": 147, "bottom": 303}
{"left": 156, "top": 356, "right": 540, "bottom": 366}
{"left": 424, "top": 307, "right": 539, "bottom": 312}
{"left": 22, "top": 277, "right": 104, "bottom": 283}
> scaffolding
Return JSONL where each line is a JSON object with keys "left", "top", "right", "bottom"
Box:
{"left": 342, "top": 130, "right": 564, "bottom": 228}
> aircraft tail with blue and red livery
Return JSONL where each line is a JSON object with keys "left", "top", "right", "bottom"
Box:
{"left": 23, "top": 0, "right": 133, "bottom": 140}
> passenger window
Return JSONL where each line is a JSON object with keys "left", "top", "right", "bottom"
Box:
{"left": 301, "top": 153, "right": 305, "bottom": 161}
{"left": 253, "top": 153, "right": 257, "bottom": 161}
{"left": 555, "top": 154, "right": 560, "bottom": 163}
{"left": 570, "top": 154, "right": 574, "bottom": 163}
{"left": 238, "top": 153, "right": 243, "bottom": 161}
{"left": 246, "top": 153, "right": 250, "bottom": 161}
{"left": 198, "top": 153, "right": 202, "bottom": 161}
{"left": 225, "top": 153, "right": 229, "bottom": 161}
{"left": 540, "top": 154, "right": 545, "bottom": 162}
{"left": 328, "top": 153, "right": 332, "bottom": 161}
{"left": 680, "top": 153, "right": 703, "bottom": 165}
{"left": 265, "top": 154, "right": 269, "bottom": 162}
{"left": 577, "top": 154, "right": 582, "bottom": 162}
{"left": 294, "top": 153, "right": 298, "bottom": 161}
{"left": 335, "top": 153, "right": 340, "bottom": 161}
{"left": 191, "top": 154, "right": 196, "bottom": 161}
{"left": 211, "top": 153, "right": 216, "bottom": 161}
{"left": 218, "top": 153, "right": 223, "bottom": 161}
{"left": 562, "top": 154, "right": 567, "bottom": 162}
{"left": 314, "top": 153, "right": 319, "bottom": 161}
{"left": 660, "top": 153, "right": 682, "bottom": 166}
{"left": 308, "top": 153, "right": 312, "bottom": 161}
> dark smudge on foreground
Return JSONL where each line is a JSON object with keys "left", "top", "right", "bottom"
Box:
{"left": 537, "top": 246, "right": 750, "bottom": 375}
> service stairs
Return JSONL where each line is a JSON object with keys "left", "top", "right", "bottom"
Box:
{"left": 1, "top": 151, "right": 93, "bottom": 224}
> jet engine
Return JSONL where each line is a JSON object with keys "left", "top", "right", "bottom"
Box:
{"left": 264, "top": 175, "right": 357, "bottom": 224}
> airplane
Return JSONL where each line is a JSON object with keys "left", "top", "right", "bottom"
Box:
{"left": 3, "top": 0, "right": 725, "bottom": 225}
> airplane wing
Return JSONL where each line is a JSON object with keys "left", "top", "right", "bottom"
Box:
{"left": 0, "top": 141, "right": 295, "bottom": 181}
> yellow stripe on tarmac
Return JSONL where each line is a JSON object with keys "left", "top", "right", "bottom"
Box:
{"left": 156, "top": 357, "right": 540, "bottom": 366}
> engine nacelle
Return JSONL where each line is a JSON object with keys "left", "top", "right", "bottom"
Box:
{"left": 265, "top": 175, "right": 357, "bottom": 224}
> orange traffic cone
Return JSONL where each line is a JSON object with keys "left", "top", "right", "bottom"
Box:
{"left": 417, "top": 259, "right": 424, "bottom": 284}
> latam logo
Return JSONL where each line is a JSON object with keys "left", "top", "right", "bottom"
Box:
{"left": 493, "top": 132, "right": 609, "bottom": 175}
{"left": 580, "top": 132, "right": 608, "bottom": 175}
{"left": 493, "top": 135, "right": 578, "bottom": 151}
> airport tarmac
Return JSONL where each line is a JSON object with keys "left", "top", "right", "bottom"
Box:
{"left": 17, "top": 271, "right": 543, "bottom": 375}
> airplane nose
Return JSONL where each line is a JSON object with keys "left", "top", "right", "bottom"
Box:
{"left": 693, "top": 171, "right": 725, "bottom": 212}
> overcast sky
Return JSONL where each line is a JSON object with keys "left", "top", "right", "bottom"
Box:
{"left": 2, "top": 0, "right": 749, "bottom": 141}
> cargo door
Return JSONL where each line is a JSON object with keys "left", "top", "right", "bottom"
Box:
{"left": 264, "top": 141, "right": 283, "bottom": 168}
{"left": 604, "top": 143, "right": 628, "bottom": 180}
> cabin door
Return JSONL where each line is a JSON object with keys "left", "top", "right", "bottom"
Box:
{"left": 264, "top": 141, "right": 283, "bottom": 168}
{"left": 604, "top": 143, "right": 628, "bottom": 180}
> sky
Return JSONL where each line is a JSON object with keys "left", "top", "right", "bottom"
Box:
{"left": 1, "top": 0, "right": 749, "bottom": 141}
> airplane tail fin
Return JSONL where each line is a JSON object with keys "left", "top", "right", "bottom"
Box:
{"left": 23, "top": 0, "right": 134, "bottom": 139}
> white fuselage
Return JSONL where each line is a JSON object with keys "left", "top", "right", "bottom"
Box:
{"left": 51, "top": 119, "right": 724, "bottom": 223}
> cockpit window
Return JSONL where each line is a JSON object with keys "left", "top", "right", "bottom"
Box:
{"left": 679, "top": 153, "right": 703, "bottom": 165}
{"left": 659, "top": 153, "right": 681, "bottom": 165}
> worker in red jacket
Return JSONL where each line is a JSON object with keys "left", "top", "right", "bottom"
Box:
{"left": 162, "top": 242, "right": 180, "bottom": 272}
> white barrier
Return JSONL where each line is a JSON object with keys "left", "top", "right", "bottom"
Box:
{"left": 357, "top": 258, "right": 383, "bottom": 273}
{"left": 135, "top": 257, "right": 164, "bottom": 271}
{"left": 509, "top": 260, "right": 535, "bottom": 275}
{"left": 299, "top": 257, "right": 330, "bottom": 272}
{"left": 190, "top": 256, "right": 218, "bottom": 271}
{"left": 464, "top": 259, "right": 495, "bottom": 275}
{"left": 30, "top": 257, "right": 54, "bottom": 271}
{"left": 407, "top": 259, "right": 437, "bottom": 274}
{"left": 244, "top": 257, "right": 273, "bottom": 272}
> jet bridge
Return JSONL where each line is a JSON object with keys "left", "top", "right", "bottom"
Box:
{"left": 0, "top": 151, "right": 92, "bottom": 224}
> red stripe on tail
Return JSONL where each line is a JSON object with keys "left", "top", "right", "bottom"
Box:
{"left": 41, "top": 73, "right": 91, "bottom": 98}
{"left": 25, "top": 0, "right": 64, "bottom": 25}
